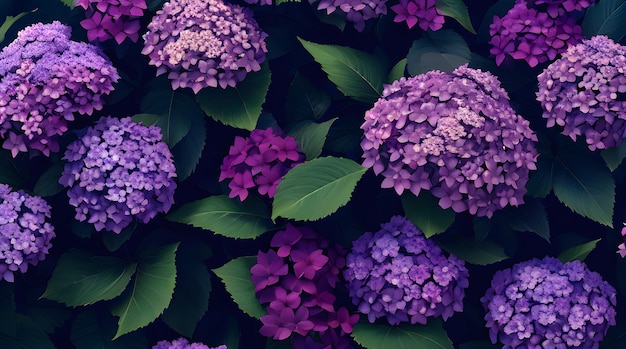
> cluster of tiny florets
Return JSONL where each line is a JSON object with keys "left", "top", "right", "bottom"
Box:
{"left": 361, "top": 65, "right": 538, "bottom": 217}
{"left": 0, "top": 21, "right": 119, "bottom": 157}
{"left": 142, "top": 0, "right": 268, "bottom": 93}
{"left": 618, "top": 224, "right": 626, "bottom": 258}
{"left": 481, "top": 256, "right": 617, "bottom": 348}
{"left": 311, "top": 0, "right": 388, "bottom": 32}
{"left": 59, "top": 117, "right": 177, "bottom": 234}
{"left": 344, "top": 216, "right": 468, "bottom": 325}
{"left": 219, "top": 128, "right": 305, "bottom": 201}
{"left": 0, "top": 184, "right": 55, "bottom": 282}
{"left": 537, "top": 35, "right": 626, "bottom": 151}
{"left": 152, "top": 338, "right": 226, "bottom": 349}
{"left": 76, "top": 0, "right": 148, "bottom": 44}
{"left": 391, "top": 0, "right": 444, "bottom": 31}
{"left": 251, "top": 225, "right": 359, "bottom": 348}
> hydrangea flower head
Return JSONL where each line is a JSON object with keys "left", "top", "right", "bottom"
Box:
{"left": 344, "top": 216, "right": 468, "bottom": 325}
{"left": 312, "top": 0, "right": 388, "bottom": 32}
{"left": 618, "top": 223, "right": 626, "bottom": 258}
{"left": 0, "top": 184, "right": 55, "bottom": 282}
{"left": 251, "top": 225, "right": 359, "bottom": 348}
{"left": 142, "top": 0, "right": 268, "bottom": 92}
{"left": 219, "top": 128, "right": 305, "bottom": 201}
{"left": 59, "top": 117, "right": 177, "bottom": 233}
{"left": 0, "top": 21, "right": 119, "bottom": 157}
{"left": 481, "top": 256, "right": 617, "bottom": 348}
{"left": 152, "top": 337, "right": 226, "bottom": 349}
{"left": 361, "top": 65, "right": 538, "bottom": 217}
{"left": 390, "top": 0, "right": 444, "bottom": 31}
{"left": 537, "top": 35, "right": 626, "bottom": 151}
{"left": 76, "top": 0, "right": 148, "bottom": 44}
{"left": 527, "top": 0, "right": 596, "bottom": 18}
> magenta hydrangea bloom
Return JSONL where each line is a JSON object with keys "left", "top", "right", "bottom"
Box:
{"left": 361, "top": 65, "right": 538, "bottom": 217}
{"left": 390, "top": 0, "right": 444, "bottom": 31}
{"left": 537, "top": 35, "right": 626, "bottom": 151}
{"left": 344, "top": 216, "right": 468, "bottom": 325}
{"left": 312, "top": 0, "right": 388, "bottom": 32}
{"left": 152, "top": 337, "right": 226, "bottom": 349}
{"left": 76, "top": 0, "right": 147, "bottom": 44}
{"left": 527, "top": 0, "right": 595, "bottom": 17}
{"left": 0, "top": 184, "right": 55, "bottom": 282}
{"left": 0, "top": 21, "right": 119, "bottom": 157}
{"left": 481, "top": 256, "right": 617, "bottom": 348}
{"left": 59, "top": 117, "right": 177, "bottom": 234}
{"left": 142, "top": 0, "right": 268, "bottom": 92}
{"left": 219, "top": 128, "right": 305, "bottom": 201}
{"left": 251, "top": 224, "right": 359, "bottom": 348}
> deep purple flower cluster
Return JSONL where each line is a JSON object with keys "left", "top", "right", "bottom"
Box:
{"left": 312, "top": 0, "right": 388, "bottom": 32}
{"left": 251, "top": 225, "right": 359, "bottom": 348}
{"left": 344, "top": 216, "right": 468, "bottom": 325}
{"left": 142, "top": 0, "right": 268, "bottom": 92}
{"left": 59, "top": 117, "right": 177, "bottom": 233}
{"left": 0, "top": 21, "right": 119, "bottom": 157}
{"left": 618, "top": 224, "right": 626, "bottom": 258}
{"left": 527, "top": 0, "right": 595, "bottom": 17}
{"left": 391, "top": 0, "right": 444, "bottom": 31}
{"left": 152, "top": 338, "right": 226, "bottom": 349}
{"left": 361, "top": 65, "right": 538, "bottom": 217}
{"left": 489, "top": 1, "right": 584, "bottom": 67}
{"left": 219, "top": 128, "right": 305, "bottom": 201}
{"left": 0, "top": 184, "right": 55, "bottom": 282}
{"left": 481, "top": 256, "right": 617, "bottom": 348}
{"left": 537, "top": 35, "right": 626, "bottom": 151}
{"left": 76, "top": 0, "right": 148, "bottom": 44}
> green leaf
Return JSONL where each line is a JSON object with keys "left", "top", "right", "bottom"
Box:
{"left": 212, "top": 256, "right": 266, "bottom": 319}
{"left": 196, "top": 61, "right": 271, "bottom": 130}
{"left": 275, "top": 0, "right": 300, "bottom": 4}
{"left": 401, "top": 192, "right": 455, "bottom": 238}
{"left": 0, "top": 315, "right": 55, "bottom": 349}
{"left": 60, "top": 0, "right": 75, "bottom": 7}
{"left": 110, "top": 242, "right": 179, "bottom": 339}
{"left": 0, "top": 283, "right": 15, "bottom": 337}
{"left": 298, "top": 38, "right": 386, "bottom": 104}
{"left": 139, "top": 90, "right": 197, "bottom": 148}
{"left": 601, "top": 139, "right": 626, "bottom": 171}
{"left": 71, "top": 310, "right": 147, "bottom": 349}
{"left": 558, "top": 238, "right": 601, "bottom": 263}
{"left": 351, "top": 319, "right": 454, "bottom": 349}
{"left": 170, "top": 106, "right": 206, "bottom": 180}
{"left": 436, "top": 0, "right": 477, "bottom": 34}
{"left": 286, "top": 118, "right": 337, "bottom": 160}
{"left": 42, "top": 250, "right": 137, "bottom": 307}
{"left": 272, "top": 157, "right": 367, "bottom": 221}
{"left": 285, "top": 72, "right": 332, "bottom": 121}
{"left": 407, "top": 30, "right": 471, "bottom": 76}
{"left": 388, "top": 58, "right": 407, "bottom": 83}
{"left": 167, "top": 195, "right": 274, "bottom": 239}
{"left": 0, "top": 153, "right": 23, "bottom": 188}
{"left": 33, "top": 164, "right": 64, "bottom": 197}
{"left": 438, "top": 236, "right": 509, "bottom": 265}
{"left": 102, "top": 221, "right": 136, "bottom": 252}
{"left": 499, "top": 198, "right": 550, "bottom": 242}
{"left": 582, "top": 0, "right": 626, "bottom": 41}
{"left": 0, "top": 9, "right": 36, "bottom": 43}
{"left": 21, "top": 299, "right": 71, "bottom": 334}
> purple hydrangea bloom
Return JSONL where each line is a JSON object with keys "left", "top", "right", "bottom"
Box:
{"left": 0, "top": 184, "right": 55, "bottom": 282}
{"left": 537, "top": 35, "right": 626, "bottom": 151}
{"left": 489, "top": 1, "right": 583, "bottom": 67}
{"left": 59, "top": 117, "right": 177, "bottom": 233}
{"left": 142, "top": 0, "right": 268, "bottom": 92}
{"left": 0, "top": 21, "right": 119, "bottom": 157}
{"left": 618, "top": 224, "right": 626, "bottom": 258}
{"left": 481, "top": 256, "right": 617, "bottom": 348}
{"left": 361, "top": 65, "right": 538, "bottom": 217}
{"left": 152, "top": 337, "right": 226, "bottom": 349}
{"left": 312, "top": 0, "right": 388, "bottom": 32}
{"left": 527, "top": 0, "right": 596, "bottom": 18}
{"left": 390, "top": 0, "right": 444, "bottom": 31}
{"left": 251, "top": 224, "right": 359, "bottom": 348}
{"left": 219, "top": 128, "right": 305, "bottom": 201}
{"left": 344, "top": 216, "right": 468, "bottom": 325}
{"left": 76, "top": 0, "right": 147, "bottom": 44}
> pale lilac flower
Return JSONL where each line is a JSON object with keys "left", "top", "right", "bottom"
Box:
{"left": 391, "top": 0, "right": 444, "bottom": 31}
{"left": 152, "top": 337, "right": 226, "bottom": 349}
{"left": 76, "top": 0, "right": 148, "bottom": 44}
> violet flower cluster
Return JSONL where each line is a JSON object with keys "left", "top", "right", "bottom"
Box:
{"left": 76, "top": 0, "right": 148, "bottom": 44}
{"left": 219, "top": 128, "right": 305, "bottom": 201}
{"left": 344, "top": 216, "right": 468, "bottom": 325}
{"left": 0, "top": 21, "right": 119, "bottom": 157}
{"left": 361, "top": 65, "right": 538, "bottom": 217}
{"left": 142, "top": 0, "right": 268, "bottom": 92}
{"left": 0, "top": 184, "right": 55, "bottom": 282}
{"left": 311, "top": 0, "right": 388, "bottom": 32}
{"left": 153, "top": 338, "right": 226, "bottom": 349}
{"left": 59, "top": 117, "right": 177, "bottom": 234}
{"left": 391, "top": 0, "right": 444, "bottom": 31}
{"left": 481, "top": 256, "right": 617, "bottom": 348}
{"left": 537, "top": 35, "right": 626, "bottom": 151}
{"left": 251, "top": 224, "right": 359, "bottom": 348}
{"left": 618, "top": 224, "right": 626, "bottom": 258}
{"left": 489, "top": 0, "right": 586, "bottom": 67}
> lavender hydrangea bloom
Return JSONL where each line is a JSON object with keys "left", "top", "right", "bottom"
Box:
{"left": 0, "top": 184, "right": 55, "bottom": 282}
{"left": 0, "top": 21, "right": 119, "bottom": 157}
{"left": 344, "top": 216, "right": 468, "bottom": 325}
{"left": 142, "top": 0, "right": 268, "bottom": 92}
{"left": 76, "top": 0, "right": 148, "bottom": 44}
{"left": 312, "top": 0, "right": 388, "bottom": 32}
{"left": 219, "top": 128, "right": 305, "bottom": 201}
{"left": 361, "top": 65, "right": 538, "bottom": 217}
{"left": 537, "top": 35, "right": 626, "bottom": 151}
{"left": 481, "top": 256, "right": 617, "bottom": 348}
{"left": 59, "top": 117, "right": 177, "bottom": 233}
{"left": 152, "top": 337, "right": 226, "bottom": 349}
{"left": 390, "top": 0, "right": 444, "bottom": 31}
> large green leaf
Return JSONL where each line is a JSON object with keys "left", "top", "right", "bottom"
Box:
{"left": 110, "top": 242, "right": 179, "bottom": 339}
{"left": 42, "top": 250, "right": 137, "bottom": 307}
{"left": 438, "top": 235, "right": 509, "bottom": 265}
{"left": 582, "top": 0, "right": 626, "bottom": 41}
{"left": 298, "top": 38, "right": 386, "bottom": 104}
{"left": 497, "top": 198, "right": 550, "bottom": 242}
{"left": 558, "top": 238, "right": 602, "bottom": 263}
{"left": 388, "top": 58, "right": 407, "bottom": 83}
{"left": 0, "top": 315, "right": 55, "bottom": 349}
{"left": 0, "top": 9, "right": 35, "bottom": 43}
{"left": 33, "top": 164, "right": 64, "bottom": 197}
{"left": 71, "top": 310, "right": 147, "bottom": 349}
{"left": 0, "top": 153, "right": 23, "bottom": 188}
{"left": 272, "top": 157, "right": 367, "bottom": 221}
{"left": 212, "top": 256, "right": 266, "bottom": 319}
{"left": 167, "top": 195, "right": 274, "bottom": 239}
{"left": 401, "top": 192, "right": 455, "bottom": 238}
{"left": 285, "top": 72, "right": 332, "bottom": 121}
{"left": 601, "top": 139, "right": 626, "bottom": 171}
{"left": 170, "top": 107, "right": 206, "bottom": 180}
{"left": 351, "top": 319, "right": 454, "bottom": 349}
{"left": 138, "top": 90, "right": 197, "bottom": 148}
{"left": 196, "top": 61, "right": 271, "bottom": 130}
{"left": 22, "top": 299, "right": 71, "bottom": 334}
{"left": 436, "top": 0, "right": 477, "bottom": 34}
{"left": 59, "top": 0, "right": 75, "bottom": 7}
{"left": 286, "top": 118, "right": 337, "bottom": 160}
{"left": 407, "top": 30, "right": 471, "bottom": 76}
{"left": 0, "top": 283, "right": 15, "bottom": 337}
